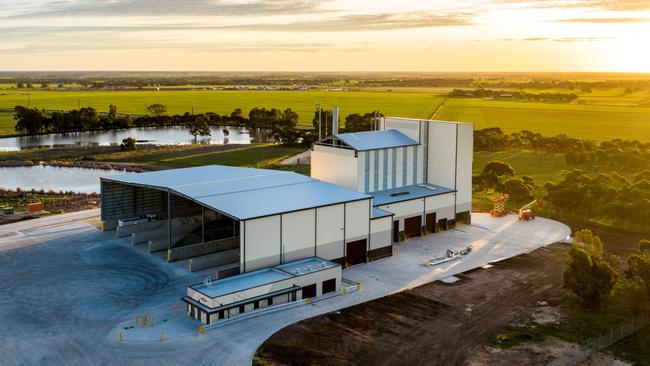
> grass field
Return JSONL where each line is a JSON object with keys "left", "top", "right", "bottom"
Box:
{"left": 0, "top": 90, "right": 444, "bottom": 126}
{"left": 433, "top": 97, "right": 650, "bottom": 141}
{"left": 0, "top": 112, "right": 14, "bottom": 136}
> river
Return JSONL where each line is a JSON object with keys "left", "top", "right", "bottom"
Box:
{"left": 0, "top": 126, "right": 273, "bottom": 151}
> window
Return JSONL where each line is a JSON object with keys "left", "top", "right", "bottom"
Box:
{"left": 322, "top": 279, "right": 336, "bottom": 294}
{"left": 302, "top": 284, "right": 317, "bottom": 299}
{"left": 219, "top": 310, "right": 225, "bottom": 319}
{"left": 254, "top": 301, "right": 259, "bottom": 309}
{"left": 239, "top": 305, "right": 245, "bottom": 314}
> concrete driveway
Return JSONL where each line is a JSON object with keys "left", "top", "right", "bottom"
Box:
{"left": 0, "top": 210, "right": 569, "bottom": 366}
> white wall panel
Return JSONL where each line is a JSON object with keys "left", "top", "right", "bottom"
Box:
{"left": 427, "top": 122, "right": 457, "bottom": 189}
{"left": 425, "top": 193, "right": 456, "bottom": 220}
{"left": 311, "top": 145, "right": 358, "bottom": 191}
{"left": 378, "top": 199, "right": 424, "bottom": 230}
{"left": 345, "top": 199, "right": 371, "bottom": 240}
{"left": 384, "top": 117, "right": 421, "bottom": 142}
{"left": 281, "top": 209, "right": 316, "bottom": 262}
{"left": 456, "top": 123, "right": 474, "bottom": 213}
{"left": 370, "top": 217, "right": 392, "bottom": 250}
{"left": 316, "top": 204, "right": 345, "bottom": 260}
{"left": 244, "top": 215, "right": 281, "bottom": 272}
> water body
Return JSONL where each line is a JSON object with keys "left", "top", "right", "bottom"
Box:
{"left": 0, "top": 126, "right": 273, "bottom": 151}
{"left": 0, "top": 165, "right": 126, "bottom": 193}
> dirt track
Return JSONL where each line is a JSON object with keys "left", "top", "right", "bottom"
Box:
{"left": 257, "top": 243, "right": 570, "bottom": 366}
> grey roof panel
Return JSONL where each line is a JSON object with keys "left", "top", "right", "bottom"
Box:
{"left": 102, "top": 165, "right": 369, "bottom": 220}
{"left": 372, "top": 184, "right": 455, "bottom": 206}
{"left": 334, "top": 129, "right": 418, "bottom": 151}
{"left": 372, "top": 208, "right": 394, "bottom": 219}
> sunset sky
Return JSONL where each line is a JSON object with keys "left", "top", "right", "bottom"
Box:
{"left": 0, "top": 0, "right": 648, "bottom": 72}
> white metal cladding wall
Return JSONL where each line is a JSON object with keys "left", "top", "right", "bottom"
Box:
{"left": 456, "top": 123, "right": 474, "bottom": 213}
{"left": 378, "top": 198, "right": 425, "bottom": 231}
{"left": 427, "top": 122, "right": 457, "bottom": 189}
{"left": 311, "top": 145, "right": 358, "bottom": 191}
{"left": 191, "top": 266, "right": 341, "bottom": 309}
{"left": 315, "top": 204, "right": 345, "bottom": 260}
{"left": 345, "top": 199, "right": 371, "bottom": 242}
{"left": 384, "top": 117, "right": 421, "bottom": 142}
{"left": 357, "top": 151, "right": 366, "bottom": 192}
{"left": 281, "top": 210, "right": 316, "bottom": 262}
{"left": 425, "top": 193, "right": 456, "bottom": 220}
{"left": 370, "top": 217, "right": 392, "bottom": 251}
{"left": 243, "top": 216, "right": 281, "bottom": 272}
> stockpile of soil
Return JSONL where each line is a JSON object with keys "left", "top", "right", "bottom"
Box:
{"left": 256, "top": 244, "right": 570, "bottom": 366}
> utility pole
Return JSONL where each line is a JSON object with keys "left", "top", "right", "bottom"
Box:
{"left": 317, "top": 102, "right": 322, "bottom": 139}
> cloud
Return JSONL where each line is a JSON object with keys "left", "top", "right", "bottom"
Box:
{"left": 555, "top": 17, "right": 650, "bottom": 23}
{"left": 0, "top": 0, "right": 328, "bottom": 18}
{"left": 505, "top": 36, "right": 613, "bottom": 42}
{"left": 487, "top": 0, "right": 650, "bottom": 11}
{"left": 226, "top": 11, "right": 475, "bottom": 31}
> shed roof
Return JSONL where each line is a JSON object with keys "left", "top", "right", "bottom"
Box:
{"left": 372, "top": 184, "right": 455, "bottom": 206}
{"left": 102, "top": 165, "right": 370, "bottom": 220}
{"left": 334, "top": 129, "right": 418, "bottom": 151}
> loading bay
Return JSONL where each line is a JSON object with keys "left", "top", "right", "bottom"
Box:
{"left": 0, "top": 209, "right": 569, "bottom": 366}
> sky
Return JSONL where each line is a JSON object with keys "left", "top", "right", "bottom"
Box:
{"left": 0, "top": 0, "right": 649, "bottom": 72}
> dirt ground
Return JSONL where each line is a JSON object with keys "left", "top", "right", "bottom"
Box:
{"left": 256, "top": 243, "right": 576, "bottom": 366}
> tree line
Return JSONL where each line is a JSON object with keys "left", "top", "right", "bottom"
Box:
{"left": 449, "top": 88, "right": 579, "bottom": 103}
{"left": 474, "top": 127, "right": 650, "bottom": 172}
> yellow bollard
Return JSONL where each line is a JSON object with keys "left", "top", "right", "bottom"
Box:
{"left": 198, "top": 325, "right": 205, "bottom": 334}
{"left": 117, "top": 332, "right": 123, "bottom": 342}
{"left": 305, "top": 298, "right": 311, "bottom": 304}
{"left": 356, "top": 283, "right": 361, "bottom": 289}
{"left": 134, "top": 315, "right": 138, "bottom": 325}
{"left": 143, "top": 313, "right": 148, "bottom": 322}
{"left": 342, "top": 287, "right": 348, "bottom": 295}
{"left": 166, "top": 249, "right": 172, "bottom": 261}
{"left": 160, "top": 331, "right": 164, "bottom": 343}
{"left": 141, "top": 317, "right": 146, "bottom": 328}
{"left": 150, "top": 318, "right": 154, "bottom": 327}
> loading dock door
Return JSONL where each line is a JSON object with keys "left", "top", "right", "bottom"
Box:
{"left": 302, "top": 284, "right": 316, "bottom": 299}
{"left": 404, "top": 216, "right": 422, "bottom": 238}
{"left": 393, "top": 220, "right": 399, "bottom": 242}
{"left": 346, "top": 239, "right": 367, "bottom": 266}
{"left": 426, "top": 213, "right": 437, "bottom": 233}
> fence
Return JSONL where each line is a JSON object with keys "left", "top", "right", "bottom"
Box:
{"left": 585, "top": 313, "right": 649, "bottom": 351}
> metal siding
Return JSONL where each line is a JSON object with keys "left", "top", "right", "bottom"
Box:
{"left": 364, "top": 151, "right": 370, "bottom": 193}
{"left": 244, "top": 216, "right": 281, "bottom": 272}
{"left": 315, "top": 204, "right": 345, "bottom": 260}
{"left": 281, "top": 210, "right": 316, "bottom": 262}
{"left": 345, "top": 199, "right": 371, "bottom": 240}
{"left": 402, "top": 146, "right": 407, "bottom": 187}
{"left": 412, "top": 145, "right": 418, "bottom": 185}
{"left": 373, "top": 150, "right": 379, "bottom": 192}
{"left": 382, "top": 149, "right": 388, "bottom": 190}
{"left": 391, "top": 148, "right": 397, "bottom": 189}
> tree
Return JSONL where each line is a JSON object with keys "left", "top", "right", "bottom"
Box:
{"left": 120, "top": 137, "right": 137, "bottom": 151}
{"left": 108, "top": 105, "right": 118, "bottom": 120}
{"left": 501, "top": 178, "right": 533, "bottom": 202}
{"left": 78, "top": 107, "right": 101, "bottom": 130}
{"left": 482, "top": 161, "right": 515, "bottom": 177}
{"left": 16, "top": 82, "right": 24, "bottom": 89}
{"left": 186, "top": 115, "right": 211, "bottom": 142}
{"left": 625, "top": 253, "right": 650, "bottom": 296}
{"left": 344, "top": 112, "right": 374, "bottom": 132}
{"left": 14, "top": 106, "right": 47, "bottom": 134}
{"left": 146, "top": 104, "right": 167, "bottom": 116}
{"left": 563, "top": 246, "right": 618, "bottom": 307}
{"left": 574, "top": 229, "right": 604, "bottom": 256}
{"left": 40, "top": 83, "right": 48, "bottom": 89}
{"left": 640, "top": 239, "right": 650, "bottom": 253}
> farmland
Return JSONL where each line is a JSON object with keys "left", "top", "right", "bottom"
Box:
{"left": 0, "top": 89, "right": 444, "bottom": 126}
{"left": 2, "top": 85, "right": 650, "bottom": 141}
{"left": 433, "top": 96, "right": 650, "bottom": 142}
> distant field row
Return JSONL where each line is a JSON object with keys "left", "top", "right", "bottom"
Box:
{"left": 0, "top": 90, "right": 445, "bottom": 126}
{"left": 434, "top": 97, "right": 650, "bottom": 141}
{"left": 2, "top": 87, "right": 650, "bottom": 141}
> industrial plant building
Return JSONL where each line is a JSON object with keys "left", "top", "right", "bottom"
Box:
{"left": 99, "top": 117, "right": 472, "bottom": 324}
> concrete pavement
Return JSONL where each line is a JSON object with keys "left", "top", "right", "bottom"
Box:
{"left": 0, "top": 210, "right": 570, "bottom": 365}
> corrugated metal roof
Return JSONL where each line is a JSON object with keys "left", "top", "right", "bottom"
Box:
{"left": 102, "top": 165, "right": 369, "bottom": 220}
{"left": 372, "top": 184, "right": 455, "bottom": 206}
{"left": 372, "top": 207, "right": 394, "bottom": 219}
{"left": 334, "top": 129, "right": 418, "bottom": 151}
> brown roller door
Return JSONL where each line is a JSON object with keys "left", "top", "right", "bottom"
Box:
{"left": 346, "top": 239, "right": 367, "bottom": 266}
{"left": 426, "top": 213, "right": 436, "bottom": 233}
{"left": 404, "top": 216, "right": 422, "bottom": 238}
{"left": 302, "top": 284, "right": 316, "bottom": 299}
{"left": 393, "top": 220, "right": 399, "bottom": 242}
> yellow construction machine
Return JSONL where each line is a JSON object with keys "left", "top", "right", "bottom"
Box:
{"left": 518, "top": 200, "right": 540, "bottom": 221}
